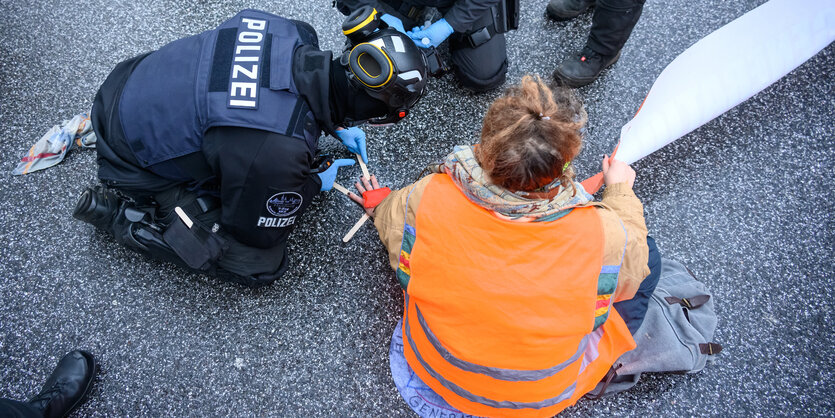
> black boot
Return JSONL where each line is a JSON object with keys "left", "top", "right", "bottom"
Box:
{"left": 553, "top": 46, "right": 620, "bottom": 88}
{"left": 72, "top": 186, "right": 122, "bottom": 230}
{"left": 27, "top": 350, "right": 97, "bottom": 418}
{"left": 546, "top": 0, "right": 595, "bottom": 21}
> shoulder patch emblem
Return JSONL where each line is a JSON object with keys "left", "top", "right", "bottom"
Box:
{"left": 266, "top": 192, "right": 302, "bottom": 217}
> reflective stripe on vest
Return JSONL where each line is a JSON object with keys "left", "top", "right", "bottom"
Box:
{"left": 410, "top": 301, "right": 591, "bottom": 382}
{"left": 404, "top": 295, "right": 612, "bottom": 409}
{"left": 400, "top": 174, "right": 636, "bottom": 417}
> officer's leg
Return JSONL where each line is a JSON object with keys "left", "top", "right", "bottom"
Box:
{"left": 586, "top": 0, "right": 645, "bottom": 57}
{"left": 152, "top": 187, "right": 287, "bottom": 288}
{"left": 613, "top": 235, "right": 662, "bottom": 335}
{"left": 553, "top": 0, "right": 644, "bottom": 87}
{"left": 449, "top": 33, "right": 508, "bottom": 92}
{"left": 0, "top": 399, "right": 41, "bottom": 418}
{"left": 214, "top": 238, "right": 289, "bottom": 288}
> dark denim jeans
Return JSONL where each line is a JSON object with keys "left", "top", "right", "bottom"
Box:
{"left": 613, "top": 236, "right": 661, "bottom": 335}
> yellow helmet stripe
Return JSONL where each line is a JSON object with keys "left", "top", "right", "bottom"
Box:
{"left": 343, "top": 8, "right": 378, "bottom": 35}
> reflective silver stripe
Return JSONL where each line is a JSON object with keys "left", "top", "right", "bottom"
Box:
{"left": 404, "top": 299, "right": 579, "bottom": 410}
{"left": 578, "top": 327, "right": 604, "bottom": 373}
{"left": 414, "top": 303, "right": 589, "bottom": 382}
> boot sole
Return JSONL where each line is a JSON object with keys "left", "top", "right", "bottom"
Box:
{"left": 62, "top": 350, "right": 98, "bottom": 418}
{"left": 554, "top": 51, "right": 621, "bottom": 88}
{"left": 546, "top": 4, "right": 593, "bottom": 21}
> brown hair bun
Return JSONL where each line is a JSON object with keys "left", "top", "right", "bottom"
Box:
{"left": 476, "top": 75, "right": 587, "bottom": 192}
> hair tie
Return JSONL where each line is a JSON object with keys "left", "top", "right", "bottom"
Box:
{"left": 539, "top": 112, "right": 551, "bottom": 121}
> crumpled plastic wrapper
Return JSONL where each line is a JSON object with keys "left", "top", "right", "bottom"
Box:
{"left": 13, "top": 112, "right": 97, "bottom": 175}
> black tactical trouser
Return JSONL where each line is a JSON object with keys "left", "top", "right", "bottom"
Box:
{"left": 0, "top": 399, "right": 40, "bottom": 418}
{"left": 85, "top": 55, "right": 288, "bottom": 288}
{"left": 143, "top": 186, "right": 289, "bottom": 287}
{"left": 587, "top": 0, "right": 646, "bottom": 57}
{"left": 448, "top": 28, "right": 508, "bottom": 92}
{"left": 77, "top": 182, "right": 289, "bottom": 288}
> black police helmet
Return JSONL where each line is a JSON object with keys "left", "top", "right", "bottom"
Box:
{"left": 341, "top": 7, "right": 429, "bottom": 125}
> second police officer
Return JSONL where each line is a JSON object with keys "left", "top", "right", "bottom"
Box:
{"left": 337, "top": 0, "right": 519, "bottom": 92}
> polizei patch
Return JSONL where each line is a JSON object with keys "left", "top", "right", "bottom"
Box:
{"left": 227, "top": 17, "right": 268, "bottom": 109}
{"left": 265, "top": 192, "right": 302, "bottom": 217}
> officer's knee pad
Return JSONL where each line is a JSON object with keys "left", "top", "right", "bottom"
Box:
{"left": 453, "top": 59, "right": 508, "bottom": 93}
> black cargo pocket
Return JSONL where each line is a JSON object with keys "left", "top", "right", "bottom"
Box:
{"left": 163, "top": 217, "right": 228, "bottom": 271}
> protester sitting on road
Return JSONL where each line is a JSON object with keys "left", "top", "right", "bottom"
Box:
{"left": 73, "top": 9, "right": 429, "bottom": 287}
{"left": 0, "top": 350, "right": 97, "bottom": 418}
{"left": 351, "top": 75, "right": 662, "bottom": 416}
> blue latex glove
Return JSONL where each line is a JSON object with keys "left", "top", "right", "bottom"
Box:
{"left": 380, "top": 14, "right": 406, "bottom": 34}
{"left": 317, "top": 159, "right": 355, "bottom": 192}
{"left": 407, "top": 18, "right": 454, "bottom": 48}
{"left": 335, "top": 126, "right": 368, "bottom": 163}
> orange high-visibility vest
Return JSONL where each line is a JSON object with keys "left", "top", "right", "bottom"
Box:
{"left": 397, "top": 174, "right": 636, "bottom": 417}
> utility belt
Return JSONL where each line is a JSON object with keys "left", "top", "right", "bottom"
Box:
{"left": 386, "top": 0, "right": 519, "bottom": 48}
{"left": 385, "top": 0, "right": 428, "bottom": 21}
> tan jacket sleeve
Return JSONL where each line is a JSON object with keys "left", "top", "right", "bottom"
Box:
{"left": 597, "top": 182, "right": 651, "bottom": 302}
{"left": 373, "top": 174, "right": 436, "bottom": 272}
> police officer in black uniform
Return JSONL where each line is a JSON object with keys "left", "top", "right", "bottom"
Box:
{"left": 74, "top": 8, "right": 429, "bottom": 287}
{"left": 336, "top": 0, "right": 518, "bottom": 92}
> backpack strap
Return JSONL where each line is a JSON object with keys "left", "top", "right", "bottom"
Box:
{"left": 664, "top": 294, "right": 710, "bottom": 309}
{"left": 585, "top": 365, "right": 621, "bottom": 400}
{"left": 699, "top": 342, "right": 723, "bottom": 355}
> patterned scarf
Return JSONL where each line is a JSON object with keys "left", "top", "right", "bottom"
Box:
{"left": 428, "top": 145, "right": 593, "bottom": 222}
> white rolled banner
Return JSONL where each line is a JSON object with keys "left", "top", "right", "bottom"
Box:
{"left": 614, "top": 0, "right": 835, "bottom": 165}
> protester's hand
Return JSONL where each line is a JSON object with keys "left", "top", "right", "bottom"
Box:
{"left": 380, "top": 14, "right": 407, "bottom": 34}
{"left": 407, "top": 18, "right": 454, "bottom": 48}
{"left": 317, "top": 159, "right": 355, "bottom": 192}
{"left": 349, "top": 175, "right": 385, "bottom": 218}
{"left": 602, "top": 155, "right": 636, "bottom": 189}
{"left": 336, "top": 126, "right": 368, "bottom": 163}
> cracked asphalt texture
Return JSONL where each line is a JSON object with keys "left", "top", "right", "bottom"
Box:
{"left": 1, "top": 0, "right": 833, "bottom": 416}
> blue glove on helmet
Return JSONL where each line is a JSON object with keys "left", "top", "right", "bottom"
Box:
{"left": 380, "top": 14, "right": 406, "bottom": 34}
{"left": 407, "top": 18, "right": 454, "bottom": 48}
{"left": 336, "top": 126, "right": 368, "bottom": 163}
{"left": 317, "top": 159, "right": 355, "bottom": 192}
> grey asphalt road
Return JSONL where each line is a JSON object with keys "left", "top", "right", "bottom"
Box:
{"left": 1, "top": 0, "right": 833, "bottom": 416}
